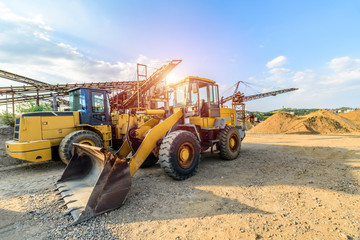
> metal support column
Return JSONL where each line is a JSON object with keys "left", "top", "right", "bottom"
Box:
{"left": 12, "top": 91, "right": 15, "bottom": 116}
{"left": 36, "top": 89, "right": 40, "bottom": 106}
{"left": 136, "top": 64, "right": 147, "bottom": 109}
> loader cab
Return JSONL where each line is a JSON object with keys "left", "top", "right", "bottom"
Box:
{"left": 172, "top": 76, "right": 220, "bottom": 117}
{"left": 69, "top": 87, "right": 111, "bottom": 125}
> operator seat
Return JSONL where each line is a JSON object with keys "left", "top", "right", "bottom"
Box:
{"left": 200, "top": 99, "right": 209, "bottom": 117}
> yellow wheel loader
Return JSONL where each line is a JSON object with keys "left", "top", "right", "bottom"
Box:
{"left": 55, "top": 76, "right": 246, "bottom": 224}
{"left": 5, "top": 87, "right": 137, "bottom": 165}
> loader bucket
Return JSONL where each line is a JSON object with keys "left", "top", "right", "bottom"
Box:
{"left": 55, "top": 143, "right": 131, "bottom": 225}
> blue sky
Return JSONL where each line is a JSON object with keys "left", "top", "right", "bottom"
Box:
{"left": 0, "top": 0, "right": 359, "bottom": 111}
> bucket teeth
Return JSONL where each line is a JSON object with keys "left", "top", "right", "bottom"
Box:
{"left": 63, "top": 207, "right": 83, "bottom": 216}
{"left": 55, "top": 189, "right": 69, "bottom": 195}
{"left": 56, "top": 194, "right": 73, "bottom": 202}
{"left": 60, "top": 200, "right": 77, "bottom": 208}
{"left": 53, "top": 185, "right": 65, "bottom": 191}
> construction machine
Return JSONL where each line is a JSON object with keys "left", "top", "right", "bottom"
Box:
{"left": 5, "top": 60, "right": 182, "bottom": 164}
{"left": 55, "top": 76, "right": 245, "bottom": 224}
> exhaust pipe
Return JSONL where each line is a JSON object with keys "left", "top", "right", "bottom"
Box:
{"left": 55, "top": 143, "right": 131, "bottom": 224}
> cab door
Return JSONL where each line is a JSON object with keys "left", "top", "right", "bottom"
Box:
{"left": 88, "top": 90, "right": 111, "bottom": 125}
{"left": 208, "top": 84, "right": 220, "bottom": 117}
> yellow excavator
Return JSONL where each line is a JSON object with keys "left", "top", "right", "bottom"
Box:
{"left": 55, "top": 76, "right": 245, "bottom": 224}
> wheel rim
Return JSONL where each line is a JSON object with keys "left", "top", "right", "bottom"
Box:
{"left": 78, "top": 139, "right": 96, "bottom": 146}
{"left": 229, "top": 134, "right": 239, "bottom": 152}
{"left": 70, "top": 139, "right": 96, "bottom": 157}
{"left": 177, "top": 142, "right": 195, "bottom": 168}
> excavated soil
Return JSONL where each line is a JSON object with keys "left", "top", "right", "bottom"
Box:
{"left": 239, "top": 120, "right": 256, "bottom": 131}
{"left": 1, "top": 133, "right": 360, "bottom": 239}
{"left": 249, "top": 110, "right": 360, "bottom": 134}
{"left": 339, "top": 110, "right": 360, "bottom": 126}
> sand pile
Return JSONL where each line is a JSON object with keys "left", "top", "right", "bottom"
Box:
{"left": 249, "top": 109, "right": 360, "bottom": 134}
{"left": 339, "top": 110, "right": 360, "bottom": 126}
{"left": 247, "top": 113, "right": 303, "bottom": 134}
{"left": 238, "top": 120, "right": 255, "bottom": 130}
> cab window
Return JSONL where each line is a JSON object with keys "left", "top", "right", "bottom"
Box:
{"left": 213, "top": 85, "right": 219, "bottom": 104}
{"left": 209, "top": 85, "right": 219, "bottom": 105}
{"left": 69, "top": 89, "right": 87, "bottom": 112}
{"left": 209, "top": 85, "right": 214, "bottom": 104}
{"left": 92, "top": 92, "right": 105, "bottom": 113}
{"left": 199, "top": 86, "right": 208, "bottom": 103}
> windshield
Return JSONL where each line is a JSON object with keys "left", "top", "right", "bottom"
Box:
{"left": 189, "top": 83, "right": 198, "bottom": 106}
{"left": 174, "top": 84, "right": 187, "bottom": 107}
{"left": 69, "top": 89, "right": 87, "bottom": 112}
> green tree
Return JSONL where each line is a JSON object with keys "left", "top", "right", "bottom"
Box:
{"left": 0, "top": 110, "right": 15, "bottom": 127}
{"left": 16, "top": 101, "right": 52, "bottom": 113}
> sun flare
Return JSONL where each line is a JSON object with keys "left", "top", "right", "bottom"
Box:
{"left": 165, "top": 73, "right": 180, "bottom": 85}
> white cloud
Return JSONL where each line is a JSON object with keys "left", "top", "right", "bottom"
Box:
{"left": 323, "top": 56, "right": 360, "bottom": 84}
{"left": 0, "top": 3, "right": 156, "bottom": 86}
{"left": 264, "top": 56, "right": 360, "bottom": 89}
{"left": 34, "top": 31, "right": 50, "bottom": 41}
{"left": 265, "top": 67, "right": 292, "bottom": 84}
{"left": 57, "top": 43, "right": 83, "bottom": 57}
{"left": 251, "top": 55, "right": 360, "bottom": 110}
{"left": 328, "top": 56, "right": 357, "bottom": 72}
{"left": 0, "top": 3, "right": 52, "bottom": 30}
{"left": 266, "top": 56, "right": 288, "bottom": 68}
{"left": 292, "top": 69, "right": 314, "bottom": 83}
{"left": 268, "top": 67, "right": 291, "bottom": 75}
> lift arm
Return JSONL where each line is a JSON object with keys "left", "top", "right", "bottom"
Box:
{"left": 116, "top": 109, "right": 184, "bottom": 176}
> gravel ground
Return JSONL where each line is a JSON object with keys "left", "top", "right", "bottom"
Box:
{"left": 0, "top": 133, "right": 359, "bottom": 239}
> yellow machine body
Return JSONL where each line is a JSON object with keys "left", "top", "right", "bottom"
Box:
{"left": 6, "top": 140, "right": 52, "bottom": 162}
{"left": 5, "top": 111, "right": 129, "bottom": 162}
{"left": 5, "top": 112, "right": 80, "bottom": 162}
{"left": 188, "top": 108, "right": 236, "bottom": 128}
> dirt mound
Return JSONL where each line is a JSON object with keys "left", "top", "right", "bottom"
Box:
{"left": 247, "top": 113, "right": 303, "bottom": 134}
{"left": 339, "top": 110, "right": 360, "bottom": 126}
{"left": 238, "top": 120, "right": 255, "bottom": 130}
{"left": 249, "top": 110, "right": 360, "bottom": 134}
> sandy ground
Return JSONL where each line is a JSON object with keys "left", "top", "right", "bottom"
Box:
{"left": 0, "top": 132, "right": 359, "bottom": 239}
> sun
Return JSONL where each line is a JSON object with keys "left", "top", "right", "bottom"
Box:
{"left": 165, "top": 73, "right": 180, "bottom": 85}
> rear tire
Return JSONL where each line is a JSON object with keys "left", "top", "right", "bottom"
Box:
{"left": 218, "top": 126, "right": 241, "bottom": 160}
{"left": 159, "top": 130, "right": 200, "bottom": 180}
{"left": 59, "top": 130, "right": 103, "bottom": 165}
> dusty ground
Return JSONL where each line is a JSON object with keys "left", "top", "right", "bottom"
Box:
{"left": 0, "top": 132, "right": 359, "bottom": 239}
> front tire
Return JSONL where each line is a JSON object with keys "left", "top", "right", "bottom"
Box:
{"left": 218, "top": 126, "right": 241, "bottom": 160}
{"left": 159, "top": 130, "right": 200, "bottom": 180}
{"left": 58, "top": 130, "right": 103, "bottom": 164}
